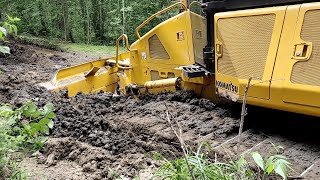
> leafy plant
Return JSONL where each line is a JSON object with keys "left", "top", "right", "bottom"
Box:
{"left": 0, "top": 119, "right": 27, "bottom": 179}
{"left": 0, "top": 15, "right": 20, "bottom": 54}
{"left": 153, "top": 143, "right": 254, "bottom": 180}
{"left": 2, "top": 15, "right": 21, "bottom": 36}
{"left": 0, "top": 100, "right": 55, "bottom": 178}
{"left": 251, "top": 145, "right": 291, "bottom": 180}
{"left": 1, "top": 101, "right": 55, "bottom": 149}
{"left": 0, "top": 27, "right": 10, "bottom": 54}
{"left": 152, "top": 142, "right": 292, "bottom": 180}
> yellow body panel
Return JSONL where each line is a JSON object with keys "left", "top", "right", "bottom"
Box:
{"left": 215, "top": 6, "right": 286, "bottom": 100}
{"left": 47, "top": 6, "right": 214, "bottom": 99}
{"left": 215, "top": 3, "right": 320, "bottom": 117}
{"left": 115, "top": 8, "right": 213, "bottom": 96}
{"left": 48, "top": 1, "right": 320, "bottom": 117}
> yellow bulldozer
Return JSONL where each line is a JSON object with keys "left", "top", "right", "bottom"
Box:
{"left": 43, "top": 0, "right": 320, "bottom": 117}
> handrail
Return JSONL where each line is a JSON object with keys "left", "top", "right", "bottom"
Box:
{"left": 189, "top": 1, "right": 204, "bottom": 15}
{"left": 135, "top": 2, "right": 188, "bottom": 39}
{"left": 189, "top": 1, "right": 202, "bottom": 9}
{"left": 115, "top": 34, "right": 132, "bottom": 69}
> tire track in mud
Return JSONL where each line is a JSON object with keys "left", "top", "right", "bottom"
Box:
{"left": 1, "top": 43, "right": 320, "bottom": 179}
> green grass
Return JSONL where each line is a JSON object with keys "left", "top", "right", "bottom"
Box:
{"left": 58, "top": 42, "right": 126, "bottom": 56}
{"left": 18, "top": 35, "right": 127, "bottom": 57}
{"left": 18, "top": 35, "right": 60, "bottom": 50}
{"left": 151, "top": 142, "right": 290, "bottom": 180}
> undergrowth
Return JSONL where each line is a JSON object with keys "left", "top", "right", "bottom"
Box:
{"left": 58, "top": 42, "right": 126, "bottom": 56}
{"left": 17, "top": 35, "right": 126, "bottom": 57}
{"left": 17, "top": 35, "right": 60, "bottom": 50}
{"left": 152, "top": 144, "right": 253, "bottom": 180}
{"left": 152, "top": 143, "right": 291, "bottom": 180}
{"left": 0, "top": 100, "right": 55, "bottom": 179}
{"left": 0, "top": 15, "right": 20, "bottom": 54}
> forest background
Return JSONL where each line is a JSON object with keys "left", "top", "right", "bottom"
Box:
{"left": 1, "top": 0, "right": 178, "bottom": 45}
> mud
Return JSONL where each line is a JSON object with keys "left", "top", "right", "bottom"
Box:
{"left": 0, "top": 42, "right": 240, "bottom": 179}
{"left": 2, "top": 42, "right": 320, "bottom": 179}
{"left": 42, "top": 90, "right": 239, "bottom": 178}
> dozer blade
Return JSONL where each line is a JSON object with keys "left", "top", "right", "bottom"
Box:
{"left": 40, "top": 58, "right": 120, "bottom": 97}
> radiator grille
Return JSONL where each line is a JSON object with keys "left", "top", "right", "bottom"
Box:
{"left": 149, "top": 34, "right": 170, "bottom": 60}
{"left": 291, "top": 10, "right": 320, "bottom": 86}
{"left": 217, "top": 14, "right": 276, "bottom": 80}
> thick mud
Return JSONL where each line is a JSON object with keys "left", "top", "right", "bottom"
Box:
{"left": 0, "top": 42, "right": 240, "bottom": 179}
{"left": 2, "top": 42, "right": 320, "bottom": 179}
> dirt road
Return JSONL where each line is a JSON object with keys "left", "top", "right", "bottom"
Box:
{"left": 1, "top": 42, "right": 320, "bottom": 179}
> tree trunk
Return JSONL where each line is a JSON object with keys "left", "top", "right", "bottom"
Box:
{"left": 80, "top": 0, "right": 90, "bottom": 44}
{"left": 99, "top": 0, "right": 105, "bottom": 42}
{"left": 38, "top": 0, "right": 48, "bottom": 36}
{"left": 61, "top": 0, "right": 71, "bottom": 41}
{"left": 91, "top": 0, "right": 98, "bottom": 41}
{"left": 91, "top": 0, "right": 105, "bottom": 43}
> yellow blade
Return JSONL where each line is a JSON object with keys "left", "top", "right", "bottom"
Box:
{"left": 40, "top": 58, "right": 120, "bottom": 97}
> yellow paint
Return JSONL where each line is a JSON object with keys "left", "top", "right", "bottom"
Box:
{"left": 181, "top": 0, "right": 188, "bottom": 7}
{"left": 115, "top": 34, "right": 132, "bottom": 69}
{"left": 144, "top": 78, "right": 177, "bottom": 89}
{"left": 135, "top": 2, "right": 188, "bottom": 39}
{"left": 49, "top": 1, "right": 320, "bottom": 117}
{"left": 48, "top": 4, "right": 211, "bottom": 99}
{"left": 215, "top": 3, "right": 320, "bottom": 117}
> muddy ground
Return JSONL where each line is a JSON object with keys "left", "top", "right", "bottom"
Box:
{"left": 0, "top": 42, "right": 240, "bottom": 179}
{"left": 1, "top": 42, "right": 320, "bottom": 179}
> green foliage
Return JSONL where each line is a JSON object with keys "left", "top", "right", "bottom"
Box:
{"left": 153, "top": 143, "right": 291, "bottom": 180}
{"left": 0, "top": 45, "right": 10, "bottom": 54}
{"left": 0, "top": 26, "right": 7, "bottom": 40}
{"left": 0, "top": 101, "right": 55, "bottom": 150}
{"left": 153, "top": 144, "right": 254, "bottom": 180}
{"left": 1, "top": 0, "right": 178, "bottom": 45}
{"left": 0, "top": 24, "right": 10, "bottom": 54}
{"left": 0, "top": 101, "right": 56, "bottom": 178}
{"left": 0, "top": 117, "right": 26, "bottom": 178}
{"left": 0, "top": 15, "right": 21, "bottom": 54}
{"left": 251, "top": 146, "right": 291, "bottom": 180}
{"left": 17, "top": 35, "right": 60, "bottom": 50}
{"left": 2, "top": 15, "right": 21, "bottom": 36}
{"left": 59, "top": 42, "right": 126, "bottom": 56}
{"left": 4, "top": 160, "right": 28, "bottom": 180}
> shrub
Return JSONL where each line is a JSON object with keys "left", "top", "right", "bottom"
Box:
{"left": 0, "top": 15, "right": 20, "bottom": 54}
{"left": 0, "top": 100, "right": 55, "bottom": 178}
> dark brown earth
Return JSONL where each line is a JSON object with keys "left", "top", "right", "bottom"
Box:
{"left": 0, "top": 42, "right": 240, "bottom": 179}
{"left": 1, "top": 42, "right": 320, "bottom": 179}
